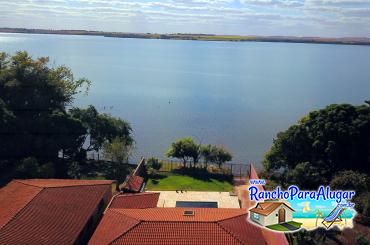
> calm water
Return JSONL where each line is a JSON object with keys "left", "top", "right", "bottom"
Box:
{"left": 1, "top": 33, "right": 370, "bottom": 165}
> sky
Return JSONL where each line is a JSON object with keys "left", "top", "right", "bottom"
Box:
{"left": 0, "top": 0, "right": 370, "bottom": 37}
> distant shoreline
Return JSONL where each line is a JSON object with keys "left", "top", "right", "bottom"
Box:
{"left": 1, "top": 27, "right": 370, "bottom": 46}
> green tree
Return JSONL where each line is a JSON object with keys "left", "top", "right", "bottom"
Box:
{"left": 146, "top": 157, "right": 162, "bottom": 175}
{"left": 210, "top": 146, "right": 232, "bottom": 168}
{"left": 166, "top": 137, "right": 200, "bottom": 168}
{"left": 103, "top": 137, "right": 133, "bottom": 163}
{"left": 200, "top": 144, "right": 213, "bottom": 168}
{"left": 0, "top": 51, "right": 89, "bottom": 164}
{"left": 264, "top": 104, "right": 370, "bottom": 188}
{"left": 330, "top": 171, "right": 370, "bottom": 216}
{"left": 69, "top": 105, "right": 133, "bottom": 156}
{"left": 102, "top": 137, "right": 132, "bottom": 184}
{"left": 286, "top": 162, "right": 328, "bottom": 189}
{"left": 15, "top": 157, "right": 40, "bottom": 179}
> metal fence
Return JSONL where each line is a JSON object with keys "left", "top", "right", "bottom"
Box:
{"left": 157, "top": 159, "right": 250, "bottom": 178}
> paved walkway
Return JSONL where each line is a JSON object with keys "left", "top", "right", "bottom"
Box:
{"left": 280, "top": 222, "right": 300, "bottom": 231}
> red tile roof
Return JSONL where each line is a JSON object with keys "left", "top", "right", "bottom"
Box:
{"left": 0, "top": 179, "right": 113, "bottom": 244}
{"left": 16, "top": 179, "right": 114, "bottom": 188}
{"left": 110, "top": 193, "right": 159, "bottom": 209}
{"left": 113, "top": 208, "right": 247, "bottom": 222}
{"left": 0, "top": 181, "right": 42, "bottom": 229}
{"left": 89, "top": 209, "right": 140, "bottom": 245}
{"left": 89, "top": 208, "right": 266, "bottom": 245}
{"left": 250, "top": 202, "right": 294, "bottom": 216}
{"left": 121, "top": 176, "right": 144, "bottom": 193}
{"left": 114, "top": 222, "right": 243, "bottom": 245}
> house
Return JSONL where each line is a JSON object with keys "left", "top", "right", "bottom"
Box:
{"left": 249, "top": 201, "right": 295, "bottom": 227}
{"left": 0, "top": 179, "right": 114, "bottom": 244}
{"left": 89, "top": 193, "right": 267, "bottom": 245}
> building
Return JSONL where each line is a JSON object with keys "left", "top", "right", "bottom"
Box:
{"left": 89, "top": 193, "right": 267, "bottom": 245}
{"left": 249, "top": 201, "right": 295, "bottom": 227}
{"left": 0, "top": 179, "right": 114, "bottom": 244}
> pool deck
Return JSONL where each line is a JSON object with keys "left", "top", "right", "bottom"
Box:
{"left": 147, "top": 191, "right": 240, "bottom": 208}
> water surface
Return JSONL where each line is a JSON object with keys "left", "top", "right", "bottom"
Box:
{"left": 1, "top": 33, "right": 370, "bottom": 165}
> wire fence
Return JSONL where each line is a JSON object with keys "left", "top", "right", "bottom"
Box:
{"left": 157, "top": 159, "right": 250, "bottom": 178}
{"left": 86, "top": 152, "right": 251, "bottom": 178}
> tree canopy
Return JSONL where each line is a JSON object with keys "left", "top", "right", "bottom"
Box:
{"left": 166, "top": 137, "right": 232, "bottom": 168}
{"left": 166, "top": 137, "right": 200, "bottom": 167}
{"left": 0, "top": 51, "right": 90, "bottom": 161}
{"left": 264, "top": 103, "right": 370, "bottom": 188}
{"left": 210, "top": 146, "right": 233, "bottom": 168}
{"left": 0, "top": 52, "right": 133, "bottom": 184}
{"left": 69, "top": 105, "right": 133, "bottom": 153}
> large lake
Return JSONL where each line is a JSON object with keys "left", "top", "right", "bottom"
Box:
{"left": 1, "top": 33, "right": 370, "bottom": 165}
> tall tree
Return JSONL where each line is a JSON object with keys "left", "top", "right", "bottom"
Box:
{"left": 102, "top": 137, "right": 132, "bottom": 184}
{"left": 210, "top": 146, "right": 233, "bottom": 168}
{"left": 200, "top": 144, "right": 213, "bottom": 168}
{"left": 264, "top": 103, "right": 370, "bottom": 188}
{"left": 69, "top": 105, "right": 133, "bottom": 156}
{"left": 103, "top": 137, "right": 133, "bottom": 163}
{"left": 0, "top": 51, "right": 90, "bottom": 162}
{"left": 166, "top": 137, "right": 200, "bottom": 167}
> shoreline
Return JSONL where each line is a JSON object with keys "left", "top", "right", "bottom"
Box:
{"left": 1, "top": 28, "right": 370, "bottom": 46}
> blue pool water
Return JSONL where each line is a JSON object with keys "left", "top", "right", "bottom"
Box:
{"left": 176, "top": 201, "right": 218, "bottom": 208}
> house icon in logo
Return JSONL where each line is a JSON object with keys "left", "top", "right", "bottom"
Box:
{"left": 249, "top": 201, "right": 295, "bottom": 228}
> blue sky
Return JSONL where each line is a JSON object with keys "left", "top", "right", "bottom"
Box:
{"left": 0, "top": 0, "right": 369, "bottom": 37}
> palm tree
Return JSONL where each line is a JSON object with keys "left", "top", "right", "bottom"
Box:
{"left": 315, "top": 209, "right": 324, "bottom": 227}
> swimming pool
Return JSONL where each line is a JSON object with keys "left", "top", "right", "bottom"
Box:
{"left": 176, "top": 201, "right": 218, "bottom": 208}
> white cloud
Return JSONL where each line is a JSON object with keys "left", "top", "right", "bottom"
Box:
{"left": 0, "top": 0, "right": 369, "bottom": 37}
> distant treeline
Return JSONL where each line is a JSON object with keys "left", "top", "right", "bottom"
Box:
{"left": 1, "top": 27, "right": 370, "bottom": 46}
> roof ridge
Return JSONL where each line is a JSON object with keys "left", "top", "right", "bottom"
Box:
{"left": 13, "top": 180, "right": 46, "bottom": 188}
{"left": 38, "top": 183, "right": 113, "bottom": 189}
{"left": 109, "top": 220, "right": 142, "bottom": 244}
{"left": 14, "top": 179, "right": 114, "bottom": 188}
{"left": 216, "top": 212, "right": 246, "bottom": 222}
{"left": 109, "top": 208, "right": 141, "bottom": 222}
{"left": 216, "top": 219, "right": 245, "bottom": 245}
{"left": 0, "top": 185, "right": 44, "bottom": 231}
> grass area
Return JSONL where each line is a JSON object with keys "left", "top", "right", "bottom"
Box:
{"left": 266, "top": 224, "right": 290, "bottom": 231}
{"left": 266, "top": 221, "right": 302, "bottom": 232}
{"left": 146, "top": 172, "right": 233, "bottom": 192}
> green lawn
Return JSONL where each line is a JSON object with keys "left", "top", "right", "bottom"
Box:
{"left": 146, "top": 172, "right": 233, "bottom": 192}
{"left": 266, "top": 221, "right": 302, "bottom": 232}
{"left": 266, "top": 224, "right": 290, "bottom": 231}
